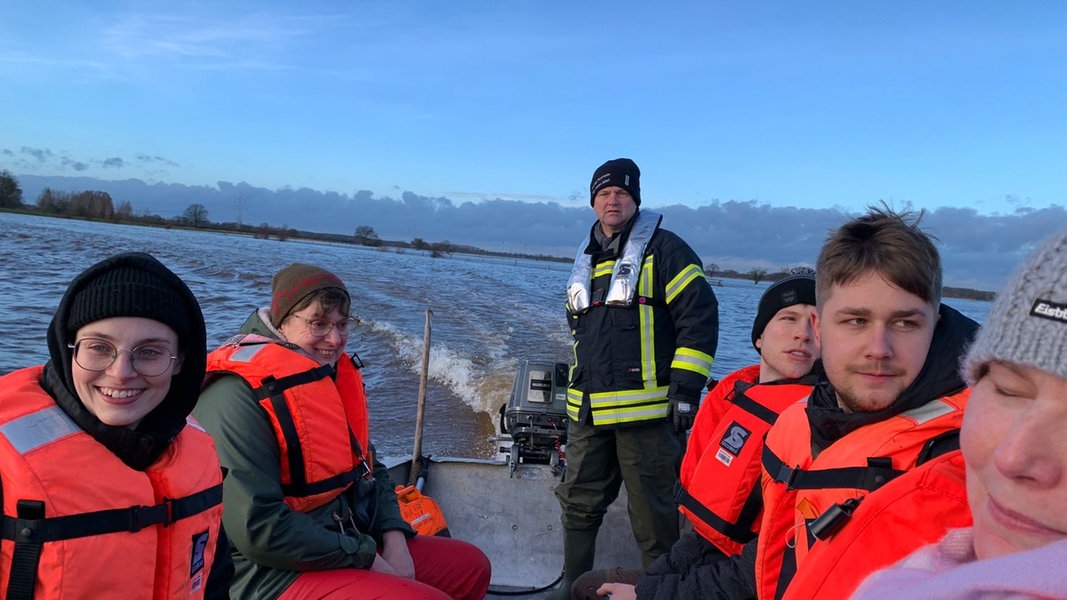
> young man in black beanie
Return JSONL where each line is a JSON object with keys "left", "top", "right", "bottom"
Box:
{"left": 572, "top": 275, "right": 820, "bottom": 600}
{"left": 0, "top": 252, "right": 232, "bottom": 599}
{"left": 555, "top": 157, "right": 720, "bottom": 598}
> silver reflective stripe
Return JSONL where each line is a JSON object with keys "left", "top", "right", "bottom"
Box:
{"left": 567, "top": 239, "right": 594, "bottom": 313}
{"left": 606, "top": 211, "right": 661, "bottom": 306}
{"left": 566, "top": 211, "right": 663, "bottom": 311}
{"left": 231, "top": 344, "right": 268, "bottom": 362}
{"left": 900, "top": 398, "right": 956, "bottom": 424}
{"left": 0, "top": 406, "right": 80, "bottom": 455}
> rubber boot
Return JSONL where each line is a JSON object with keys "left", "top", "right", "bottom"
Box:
{"left": 552, "top": 528, "right": 598, "bottom": 600}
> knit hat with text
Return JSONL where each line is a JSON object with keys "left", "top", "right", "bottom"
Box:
{"left": 590, "top": 158, "right": 641, "bottom": 206}
{"left": 962, "top": 228, "right": 1067, "bottom": 383}
{"left": 270, "top": 263, "right": 350, "bottom": 328}
{"left": 751, "top": 274, "right": 817, "bottom": 352}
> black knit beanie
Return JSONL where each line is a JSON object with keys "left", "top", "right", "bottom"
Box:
{"left": 67, "top": 262, "right": 192, "bottom": 340}
{"left": 752, "top": 274, "right": 817, "bottom": 352}
{"left": 590, "top": 158, "right": 641, "bottom": 206}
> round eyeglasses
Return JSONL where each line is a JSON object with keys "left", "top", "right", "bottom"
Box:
{"left": 289, "top": 315, "right": 359, "bottom": 338}
{"left": 68, "top": 339, "right": 178, "bottom": 377}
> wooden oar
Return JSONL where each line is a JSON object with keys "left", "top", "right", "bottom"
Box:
{"left": 408, "top": 309, "right": 432, "bottom": 486}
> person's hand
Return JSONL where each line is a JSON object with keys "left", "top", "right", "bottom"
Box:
{"left": 598, "top": 582, "right": 636, "bottom": 600}
{"left": 369, "top": 554, "right": 397, "bottom": 575}
{"left": 669, "top": 397, "right": 698, "bottom": 432}
{"left": 379, "top": 530, "right": 416, "bottom": 579}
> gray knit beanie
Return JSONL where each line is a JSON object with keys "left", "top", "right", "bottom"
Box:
{"left": 963, "top": 228, "right": 1067, "bottom": 384}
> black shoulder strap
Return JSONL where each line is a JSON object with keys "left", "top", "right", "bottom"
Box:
{"left": 916, "top": 429, "right": 961, "bottom": 465}
{"left": 762, "top": 446, "right": 906, "bottom": 492}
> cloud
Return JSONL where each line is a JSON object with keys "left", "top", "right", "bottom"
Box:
{"left": 11, "top": 172, "right": 1059, "bottom": 293}
{"left": 102, "top": 157, "right": 125, "bottom": 169}
{"left": 20, "top": 147, "right": 53, "bottom": 162}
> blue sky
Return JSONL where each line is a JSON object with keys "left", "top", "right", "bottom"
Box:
{"left": 3, "top": 1, "right": 1067, "bottom": 215}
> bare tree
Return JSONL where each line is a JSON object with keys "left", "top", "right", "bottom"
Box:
{"left": 182, "top": 203, "right": 210, "bottom": 228}
{"left": 354, "top": 225, "right": 380, "bottom": 246}
{"left": 748, "top": 268, "right": 768, "bottom": 284}
{"left": 703, "top": 262, "right": 719, "bottom": 277}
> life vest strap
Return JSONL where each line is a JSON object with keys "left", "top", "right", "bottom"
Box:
{"left": 255, "top": 364, "right": 337, "bottom": 492}
{"left": 762, "top": 447, "right": 906, "bottom": 492}
{"left": 256, "top": 365, "right": 374, "bottom": 502}
{"left": 1, "top": 482, "right": 223, "bottom": 542}
{"left": 1, "top": 483, "right": 222, "bottom": 600}
{"left": 253, "top": 364, "right": 336, "bottom": 401}
{"left": 674, "top": 482, "right": 759, "bottom": 544}
{"left": 728, "top": 383, "right": 781, "bottom": 426}
{"left": 280, "top": 463, "right": 369, "bottom": 498}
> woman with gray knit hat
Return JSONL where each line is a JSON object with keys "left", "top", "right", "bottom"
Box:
{"left": 807, "top": 229, "right": 1067, "bottom": 600}
{"left": 195, "top": 263, "right": 490, "bottom": 600}
{"left": 0, "top": 252, "right": 231, "bottom": 599}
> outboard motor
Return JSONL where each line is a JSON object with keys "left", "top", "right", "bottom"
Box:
{"left": 500, "top": 360, "right": 569, "bottom": 476}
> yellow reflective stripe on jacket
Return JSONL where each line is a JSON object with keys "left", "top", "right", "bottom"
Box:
{"left": 593, "top": 260, "right": 615, "bottom": 278}
{"left": 566, "top": 386, "right": 672, "bottom": 424}
{"left": 639, "top": 255, "right": 656, "bottom": 388}
{"left": 672, "top": 347, "right": 714, "bottom": 377}
{"left": 589, "top": 386, "right": 671, "bottom": 425}
{"left": 665, "top": 263, "right": 706, "bottom": 304}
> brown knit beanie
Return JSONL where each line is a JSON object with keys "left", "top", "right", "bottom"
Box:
{"left": 270, "top": 263, "right": 350, "bottom": 328}
{"left": 962, "top": 229, "right": 1067, "bottom": 384}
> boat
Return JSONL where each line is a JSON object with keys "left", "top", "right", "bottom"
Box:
{"left": 386, "top": 352, "right": 643, "bottom": 598}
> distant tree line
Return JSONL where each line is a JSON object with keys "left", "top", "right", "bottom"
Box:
{"left": 0, "top": 171, "right": 996, "bottom": 300}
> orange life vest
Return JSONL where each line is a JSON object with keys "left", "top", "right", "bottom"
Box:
{"left": 206, "top": 338, "right": 372, "bottom": 513}
{"left": 676, "top": 365, "right": 813, "bottom": 555}
{"left": 755, "top": 389, "right": 969, "bottom": 600}
{"left": 395, "top": 485, "right": 449, "bottom": 537}
{"left": 781, "top": 450, "right": 971, "bottom": 600}
{"left": 0, "top": 366, "right": 224, "bottom": 600}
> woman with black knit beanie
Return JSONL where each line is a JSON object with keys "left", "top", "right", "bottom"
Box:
{"left": 0, "top": 252, "right": 233, "bottom": 599}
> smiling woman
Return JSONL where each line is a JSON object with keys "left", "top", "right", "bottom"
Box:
{"left": 0, "top": 252, "right": 232, "bottom": 599}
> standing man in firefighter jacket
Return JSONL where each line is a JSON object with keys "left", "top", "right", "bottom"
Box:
{"left": 0, "top": 252, "right": 232, "bottom": 599}
{"left": 642, "top": 206, "right": 979, "bottom": 600}
{"left": 571, "top": 274, "right": 819, "bottom": 600}
{"left": 553, "top": 157, "right": 720, "bottom": 599}
{"left": 195, "top": 264, "right": 491, "bottom": 600}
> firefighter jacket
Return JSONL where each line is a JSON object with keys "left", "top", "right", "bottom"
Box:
{"left": 782, "top": 450, "right": 971, "bottom": 600}
{"left": 0, "top": 366, "right": 224, "bottom": 600}
{"left": 205, "top": 335, "right": 373, "bottom": 513}
{"left": 565, "top": 210, "right": 719, "bottom": 427}
{"left": 755, "top": 388, "right": 969, "bottom": 600}
{"left": 676, "top": 364, "right": 816, "bottom": 556}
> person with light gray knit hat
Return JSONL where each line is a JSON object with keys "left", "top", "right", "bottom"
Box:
{"left": 851, "top": 227, "right": 1067, "bottom": 600}
{"left": 963, "top": 228, "right": 1067, "bottom": 383}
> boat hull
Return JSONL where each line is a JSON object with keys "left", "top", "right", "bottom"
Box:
{"left": 386, "top": 456, "right": 643, "bottom": 598}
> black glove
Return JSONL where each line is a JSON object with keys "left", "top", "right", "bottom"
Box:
{"left": 669, "top": 397, "right": 698, "bottom": 432}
